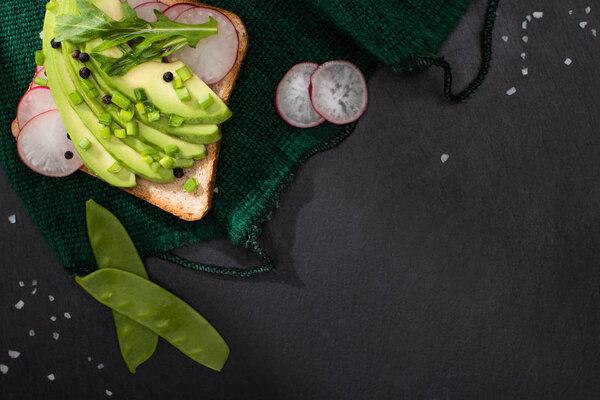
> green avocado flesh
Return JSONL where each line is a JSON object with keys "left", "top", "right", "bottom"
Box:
{"left": 42, "top": 0, "right": 230, "bottom": 186}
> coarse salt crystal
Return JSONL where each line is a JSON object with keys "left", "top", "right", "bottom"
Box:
{"left": 440, "top": 154, "right": 450, "bottom": 163}
{"left": 580, "top": 21, "right": 588, "bottom": 29}
{"left": 522, "top": 36, "right": 529, "bottom": 43}
{"left": 8, "top": 350, "right": 21, "bottom": 359}
{"left": 31, "top": 280, "right": 37, "bottom": 286}
{"left": 39, "top": 31, "right": 43, "bottom": 40}
{"left": 31, "top": 288, "right": 37, "bottom": 295}
{"left": 18, "top": 281, "right": 25, "bottom": 287}
{"left": 97, "top": 363, "right": 105, "bottom": 370}
{"left": 532, "top": 11, "right": 543, "bottom": 19}
{"left": 15, "top": 300, "right": 24, "bottom": 310}
{"left": 585, "top": 6, "right": 591, "bottom": 14}
{"left": 521, "top": 68, "right": 529, "bottom": 76}
{"left": 64, "top": 312, "right": 71, "bottom": 319}
{"left": 48, "top": 295, "right": 55, "bottom": 302}
{"left": 522, "top": 21, "right": 528, "bottom": 29}
{"left": 520, "top": 52, "right": 527, "bottom": 60}
{"left": 29, "top": 330, "right": 35, "bottom": 337}
{"left": 526, "top": 15, "right": 532, "bottom": 22}
{"left": 569, "top": 10, "right": 573, "bottom": 15}
{"left": 592, "top": 29, "right": 597, "bottom": 37}
{"left": 0, "top": 364, "right": 7, "bottom": 374}
{"left": 8, "top": 215, "right": 16, "bottom": 224}
{"left": 52, "top": 332, "right": 60, "bottom": 341}
{"left": 213, "top": 187, "right": 219, "bottom": 193}
{"left": 87, "top": 356, "right": 92, "bottom": 362}
{"left": 50, "top": 316, "right": 57, "bottom": 322}
{"left": 501, "top": 35, "right": 508, "bottom": 42}
{"left": 47, "top": 373, "right": 55, "bottom": 381}
{"left": 106, "top": 390, "right": 113, "bottom": 396}
{"left": 564, "top": 58, "right": 572, "bottom": 65}
{"left": 506, "top": 87, "right": 517, "bottom": 96}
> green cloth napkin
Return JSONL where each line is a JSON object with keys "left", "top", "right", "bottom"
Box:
{"left": 0, "top": 0, "right": 472, "bottom": 275}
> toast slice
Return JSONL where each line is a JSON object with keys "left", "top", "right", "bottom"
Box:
{"left": 12, "top": 0, "right": 248, "bottom": 221}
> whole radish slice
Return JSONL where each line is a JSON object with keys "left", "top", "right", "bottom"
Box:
{"left": 171, "top": 7, "right": 239, "bottom": 84}
{"left": 310, "top": 61, "right": 368, "bottom": 125}
{"left": 17, "top": 110, "right": 83, "bottom": 177}
{"left": 163, "top": 4, "right": 195, "bottom": 20}
{"left": 275, "top": 62, "right": 325, "bottom": 128}
{"left": 17, "top": 87, "right": 57, "bottom": 129}
{"left": 134, "top": 2, "right": 168, "bottom": 22}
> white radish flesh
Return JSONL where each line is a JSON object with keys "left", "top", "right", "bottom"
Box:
{"left": 171, "top": 7, "right": 239, "bottom": 84}
{"left": 310, "top": 61, "right": 368, "bottom": 125}
{"left": 134, "top": 2, "right": 168, "bottom": 22}
{"left": 163, "top": 4, "right": 195, "bottom": 20}
{"left": 17, "top": 110, "right": 83, "bottom": 177}
{"left": 17, "top": 87, "right": 57, "bottom": 129}
{"left": 275, "top": 62, "right": 325, "bottom": 128}
{"left": 124, "top": 0, "right": 154, "bottom": 9}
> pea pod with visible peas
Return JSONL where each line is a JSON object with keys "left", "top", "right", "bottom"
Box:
{"left": 76, "top": 268, "right": 230, "bottom": 371}
{"left": 86, "top": 199, "right": 158, "bottom": 373}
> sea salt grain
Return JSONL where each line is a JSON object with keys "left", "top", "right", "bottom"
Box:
{"left": 18, "top": 281, "right": 25, "bottom": 287}
{"left": 522, "top": 21, "right": 528, "bottom": 29}
{"left": 29, "top": 330, "right": 35, "bottom": 337}
{"left": 440, "top": 154, "right": 450, "bottom": 163}
{"left": 52, "top": 332, "right": 60, "bottom": 341}
{"left": 8, "top": 215, "right": 16, "bottom": 224}
{"left": 47, "top": 373, "right": 55, "bottom": 381}
{"left": 64, "top": 312, "right": 72, "bottom": 319}
{"left": 50, "top": 316, "right": 57, "bottom": 322}
{"left": 501, "top": 35, "right": 508, "bottom": 42}
{"left": 526, "top": 15, "right": 532, "bottom": 22}
{"left": 585, "top": 6, "right": 591, "bottom": 14}
{"left": 15, "top": 300, "right": 25, "bottom": 310}
{"left": 8, "top": 350, "right": 21, "bottom": 359}
{"left": 0, "top": 365, "right": 8, "bottom": 374}
{"left": 48, "top": 295, "right": 55, "bottom": 302}
{"left": 31, "top": 288, "right": 37, "bottom": 295}
{"left": 213, "top": 187, "right": 219, "bottom": 194}
{"left": 580, "top": 21, "right": 588, "bottom": 29}
{"left": 522, "top": 36, "right": 529, "bottom": 43}
{"left": 569, "top": 10, "right": 573, "bottom": 15}
{"left": 520, "top": 52, "right": 527, "bottom": 60}
{"left": 39, "top": 31, "right": 43, "bottom": 40}
{"left": 564, "top": 58, "right": 572, "bottom": 65}
{"left": 31, "top": 280, "right": 37, "bottom": 286}
{"left": 97, "top": 363, "right": 105, "bottom": 370}
{"left": 87, "top": 356, "right": 92, "bottom": 362}
{"left": 106, "top": 390, "right": 113, "bottom": 396}
{"left": 592, "top": 29, "right": 597, "bottom": 37}
{"left": 521, "top": 68, "right": 529, "bottom": 76}
{"left": 506, "top": 87, "right": 517, "bottom": 96}
{"left": 532, "top": 11, "right": 543, "bottom": 19}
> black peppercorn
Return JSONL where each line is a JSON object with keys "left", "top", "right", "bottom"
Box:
{"left": 71, "top": 50, "right": 80, "bottom": 59}
{"left": 173, "top": 168, "right": 184, "bottom": 178}
{"left": 64, "top": 151, "right": 74, "bottom": 160}
{"left": 102, "top": 94, "right": 112, "bottom": 104}
{"left": 79, "top": 67, "right": 91, "bottom": 79}
{"left": 78, "top": 52, "right": 90, "bottom": 63}
{"left": 50, "top": 38, "right": 61, "bottom": 49}
{"left": 163, "top": 72, "right": 174, "bottom": 82}
{"left": 66, "top": 133, "right": 71, "bottom": 141}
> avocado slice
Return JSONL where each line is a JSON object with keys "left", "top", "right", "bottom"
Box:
{"left": 43, "top": 4, "right": 135, "bottom": 188}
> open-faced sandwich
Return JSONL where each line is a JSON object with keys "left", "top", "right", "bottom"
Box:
{"left": 12, "top": 0, "right": 248, "bottom": 220}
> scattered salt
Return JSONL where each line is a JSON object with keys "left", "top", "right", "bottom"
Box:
{"left": 97, "top": 363, "right": 105, "bottom": 370}
{"left": 526, "top": 15, "right": 532, "bottom": 22}
{"left": 532, "top": 11, "right": 543, "bottom": 19}
{"left": 48, "top": 295, "right": 55, "bottom": 302}
{"left": 580, "top": 21, "right": 588, "bottom": 29}
{"left": 520, "top": 52, "right": 527, "bottom": 60}
{"left": 521, "top": 68, "right": 529, "bottom": 76}
{"left": 8, "top": 350, "right": 21, "bottom": 359}
{"left": 47, "top": 373, "right": 55, "bottom": 381}
{"left": 522, "top": 21, "right": 528, "bottom": 29}
{"left": 213, "top": 187, "right": 219, "bottom": 193}
{"left": 64, "top": 312, "right": 72, "bottom": 319}
{"left": 29, "top": 330, "right": 35, "bottom": 337}
{"left": 8, "top": 215, "right": 16, "bottom": 224}
{"left": 18, "top": 281, "right": 25, "bottom": 287}
{"left": 106, "top": 390, "right": 113, "bottom": 396}
{"left": 522, "top": 36, "right": 529, "bottom": 43}
{"left": 585, "top": 6, "right": 591, "bottom": 14}
{"left": 592, "top": 29, "right": 597, "bottom": 37}
{"left": 31, "top": 288, "right": 37, "bottom": 295}
{"left": 569, "top": 10, "right": 573, "bottom": 15}
{"left": 506, "top": 87, "right": 517, "bottom": 96}
{"left": 440, "top": 154, "right": 450, "bottom": 163}
{"left": 52, "top": 332, "right": 60, "bottom": 341}
{"left": 564, "top": 58, "right": 572, "bottom": 66}
{"left": 31, "top": 280, "right": 37, "bottom": 286}
{"left": 15, "top": 300, "right": 24, "bottom": 310}
{"left": 50, "top": 316, "right": 57, "bottom": 322}
{"left": 39, "top": 31, "right": 43, "bottom": 40}
{"left": 0, "top": 365, "right": 7, "bottom": 374}
{"left": 501, "top": 35, "right": 508, "bottom": 42}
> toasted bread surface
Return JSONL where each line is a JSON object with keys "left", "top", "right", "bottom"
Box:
{"left": 12, "top": 1, "right": 248, "bottom": 221}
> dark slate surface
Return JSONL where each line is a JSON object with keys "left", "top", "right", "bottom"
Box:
{"left": 1, "top": 1, "right": 600, "bottom": 399}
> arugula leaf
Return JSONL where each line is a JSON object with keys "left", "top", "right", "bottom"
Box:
{"left": 55, "top": 0, "right": 217, "bottom": 76}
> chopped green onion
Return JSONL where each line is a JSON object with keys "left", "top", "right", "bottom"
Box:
{"left": 184, "top": 177, "right": 198, "bottom": 193}
{"left": 86, "top": 87, "right": 100, "bottom": 98}
{"left": 111, "top": 91, "right": 131, "bottom": 109}
{"left": 35, "top": 50, "right": 45, "bottom": 66}
{"left": 176, "top": 66, "right": 193, "bottom": 82}
{"left": 172, "top": 76, "right": 183, "bottom": 89}
{"left": 99, "top": 125, "right": 112, "bottom": 139}
{"left": 98, "top": 112, "right": 112, "bottom": 126}
{"left": 144, "top": 102, "right": 156, "bottom": 114}
{"left": 81, "top": 79, "right": 95, "bottom": 91}
{"left": 78, "top": 137, "right": 91, "bottom": 150}
{"left": 141, "top": 149, "right": 158, "bottom": 157}
{"left": 114, "top": 128, "right": 127, "bottom": 139}
{"left": 134, "top": 88, "right": 147, "bottom": 102}
{"left": 135, "top": 102, "right": 146, "bottom": 115}
{"left": 126, "top": 121, "right": 139, "bottom": 136}
{"left": 34, "top": 76, "right": 48, "bottom": 87}
{"left": 69, "top": 91, "right": 83, "bottom": 105}
{"left": 107, "top": 161, "right": 122, "bottom": 173}
{"left": 142, "top": 155, "right": 154, "bottom": 164}
{"left": 169, "top": 114, "right": 185, "bottom": 127}
{"left": 119, "top": 109, "right": 134, "bottom": 122}
{"left": 164, "top": 144, "right": 179, "bottom": 156}
{"left": 147, "top": 111, "right": 161, "bottom": 122}
{"left": 46, "top": 0, "right": 57, "bottom": 10}
{"left": 159, "top": 156, "right": 174, "bottom": 169}
{"left": 151, "top": 162, "right": 160, "bottom": 172}
{"left": 197, "top": 93, "right": 214, "bottom": 109}
{"left": 175, "top": 87, "right": 191, "bottom": 102}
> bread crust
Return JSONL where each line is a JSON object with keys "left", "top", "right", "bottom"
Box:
{"left": 12, "top": 1, "right": 248, "bottom": 221}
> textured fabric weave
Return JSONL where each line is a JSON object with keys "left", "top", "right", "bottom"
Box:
{"left": 0, "top": 0, "right": 472, "bottom": 275}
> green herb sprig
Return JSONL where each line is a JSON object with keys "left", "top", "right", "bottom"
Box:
{"left": 55, "top": 0, "right": 218, "bottom": 76}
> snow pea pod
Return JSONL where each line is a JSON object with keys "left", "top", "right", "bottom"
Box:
{"left": 76, "top": 268, "right": 230, "bottom": 371}
{"left": 86, "top": 199, "right": 158, "bottom": 373}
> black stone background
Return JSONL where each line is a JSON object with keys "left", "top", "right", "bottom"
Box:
{"left": 1, "top": 1, "right": 600, "bottom": 399}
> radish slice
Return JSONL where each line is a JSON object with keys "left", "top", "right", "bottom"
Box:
{"left": 36, "top": 65, "right": 44, "bottom": 74}
{"left": 124, "top": 0, "right": 154, "bottom": 9}
{"left": 163, "top": 4, "right": 195, "bottom": 20}
{"left": 134, "top": 2, "right": 168, "bottom": 22}
{"left": 17, "top": 87, "right": 57, "bottom": 129}
{"left": 275, "top": 62, "right": 325, "bottom": 128}
{"left": 171, "top": 7, "right": 239, "bottom": 84}
{"left": 310, "top": 61, "right": 368, "bottom": 125}
{"left": 30, "top": 67, "right": 48, "bottom": 90}
{"left": 17, "top": 110, "right": 83, "bottom": 177}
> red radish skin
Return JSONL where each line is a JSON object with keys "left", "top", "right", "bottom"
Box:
{"left": 309, "top": 60, "right": 368, "bottom": 125}
{"left": 275, "top": 62, "right": 325, "bottom": 128}
{"left": 171, "top": 7, "right": 239, "bottom": 84}
{"left": 163, "top": 3, "right": 195, "bottom": 20}
{"left": 17, "top": 87, "right": 56, "bottom": 129}
{"left": 134, "top": 2, "right": 168, "bottom": 22}
{"left": 17, "top": 110, "right": 83, "bottom": 177}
